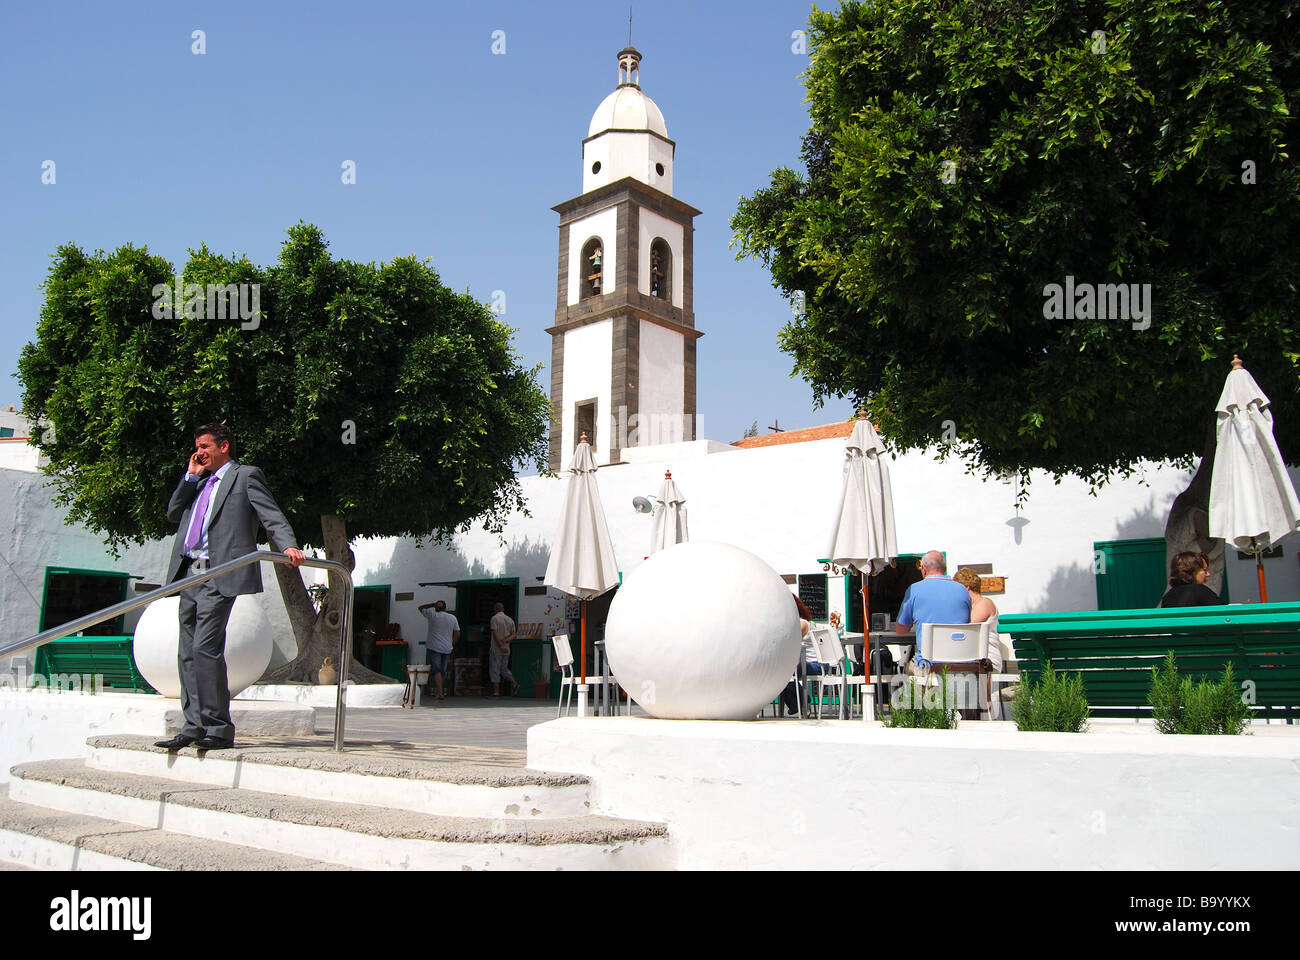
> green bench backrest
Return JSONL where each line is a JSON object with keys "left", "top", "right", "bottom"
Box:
{"left": 999, "top": 604, "right": 1300, "bottom": 717}
{"left": 33, "top": 636, "right": 155, "bottom": 694}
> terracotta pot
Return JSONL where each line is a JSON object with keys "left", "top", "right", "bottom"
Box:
{"left": 532, "top": 680, "right": 551, "bottom": 699}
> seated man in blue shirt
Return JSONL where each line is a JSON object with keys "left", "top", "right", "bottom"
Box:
{"left": 895, "top": 550, "right": 972, "bottom": 671}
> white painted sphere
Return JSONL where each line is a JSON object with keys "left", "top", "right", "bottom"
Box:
{"left": 133, "top": 595, "right": 274, "bottom": 698}
{"left": 604, "top": 541, "right": 801, "bottom": 720}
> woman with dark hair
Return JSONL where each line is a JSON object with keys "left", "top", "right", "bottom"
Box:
{"left": 1158, "top": 552, "right": 1222, "bottom": 607}
{"left": 779, "top": 595, "right": 815, "bottom": 717}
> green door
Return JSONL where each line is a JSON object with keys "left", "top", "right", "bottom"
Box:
{"left": 1094, "top": 538, "right": 1167, "bottom": 610}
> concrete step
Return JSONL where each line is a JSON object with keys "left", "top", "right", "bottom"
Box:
{"left": 9, "top": 759, "right": 672, "bottom": 870}
{"left": 86, "top": 735, "right": 594, "bottom": 820}
{"left": 0, "top": 788, "right": 346, "bottom": 871}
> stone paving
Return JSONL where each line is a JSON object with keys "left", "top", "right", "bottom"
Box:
{"left": 295, "top": 695, "right": 651, "bottom": 762}
{"left": 224, "top": 694, "right": 792, "bottom": 763}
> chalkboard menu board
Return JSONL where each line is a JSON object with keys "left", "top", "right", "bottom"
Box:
{"left": 797, "top": 573, "right": 829, "bottom": 621}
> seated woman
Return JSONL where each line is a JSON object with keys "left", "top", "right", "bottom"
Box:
{"left": 1159, "top": 552, "right": 1222, "bottom": 607}
{"left": 779, "top": 595, "right": 816, "bottom": 717}
{"left": 952, "top": 567, "right": 1003, "bottom": 717}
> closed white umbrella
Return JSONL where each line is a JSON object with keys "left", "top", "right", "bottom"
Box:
{"left": 544, "top": 434, "right": 620, "bottom": 714}
{"left": 828, "top": 413, "right": 898, "bottom": 716}
{"left": 649, "top": 469, "right": 689, "bottom": 554}
{"left": 1209, "top": 355, "right": 1300, "bottom": 601}
{"left": 829, "top": 416, "right": 898, "bottom": 576}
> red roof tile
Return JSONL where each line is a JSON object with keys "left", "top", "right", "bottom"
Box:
{"left": 731, "top": 422, "right": 856, "bottom": 449}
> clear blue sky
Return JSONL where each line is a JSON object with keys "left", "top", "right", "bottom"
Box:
{"left": 0, "top": 0, "right": 845, "bottom": 446}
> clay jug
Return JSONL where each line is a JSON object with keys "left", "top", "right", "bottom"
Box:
{"left": 318, "top": 657, "right": 338, "bottom": 686}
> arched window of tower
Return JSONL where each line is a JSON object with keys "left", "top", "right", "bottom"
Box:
{"left": 650, "top": 239, "right": 671, "bottom": 300}
{"left": 581, "top": 238, "right": 603, "bottom": 299}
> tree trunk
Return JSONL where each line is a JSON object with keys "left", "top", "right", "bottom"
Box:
{"left": 1163, "top": 421, "right": 1225, "bottom": 593}
{"left": 257, "top": 514, "right": 397, "bottom": 685}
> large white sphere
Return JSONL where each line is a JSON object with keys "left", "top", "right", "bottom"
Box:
{"left": 604, "top": 541, "right": 801, "bottom": 720}
{"left": 133, "top": 595, "right": 275, "bottom": 698}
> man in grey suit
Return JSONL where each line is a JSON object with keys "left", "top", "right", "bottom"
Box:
{"left": 155, "top": 423, "right": 304, "bottom": 750}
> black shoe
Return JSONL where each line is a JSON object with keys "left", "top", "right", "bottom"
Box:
{"left": 194, "top": 737, "right": 235, "bottom": 750}
{"left": 154, "top": 734, "right": 198, "bottom": 750}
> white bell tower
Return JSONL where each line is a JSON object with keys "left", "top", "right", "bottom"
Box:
{"left": 547, "top": 47, "right": 702, "bottom": 471}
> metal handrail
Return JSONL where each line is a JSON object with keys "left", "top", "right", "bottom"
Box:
{"left": 1, "top": 551, "right": 356, "bottom": 752}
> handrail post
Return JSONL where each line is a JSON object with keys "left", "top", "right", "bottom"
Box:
{"left": 2, "top": 550, "right": 358, "bottom": 752}
{"left": 333, "top": 570, "right": 354, "bottom": 752}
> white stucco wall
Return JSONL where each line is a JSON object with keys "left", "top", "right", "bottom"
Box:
{"left": 527, "top": 718, "right": 1300, "bottom": 869}
{"left": 583, "top": 131, "right": 674, "bottom": 195}
{"left": 637, "top": 208, "right": 684, "bottom": 307}
{"left": 565, "top": 207, "right": 618, "bottom": 307}
{"left": 636, "top": 321, "right": 685, "bottom": 445}
{"left": 0, "top": 410, "right": 42, "bottom": 470}
{"left": 0, "top": 440, "right": 40, "bottom": 471}
{"left": 559, "top": 318, "right": 614, "bottom": 465}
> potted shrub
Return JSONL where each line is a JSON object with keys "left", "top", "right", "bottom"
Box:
{"left": 886, "top": 669, "right": 959, "bottom": 729}
{"left": 1012, "top": 660, "right": 1089, "bottom": 732}
{"left": 1148, "top": 651, "right": 1250, "bottom": 735}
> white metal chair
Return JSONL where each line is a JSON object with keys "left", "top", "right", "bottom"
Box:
{"left": 552, "top": 634, "right": 577, "bottom": 718}
{"left": 827, "top": 628, "right": 867, "bottom": 718}
{"left": 592, "top": 639, "right": 631, "bottom": 717}
{"left": 918, "top": 622, "right": 992, "bottom": 718}
{"left": 551, "top": 634, "right": 628, "bottom": 718}
{"left": 808, "top": 626, "right": 857, "bottom": 718}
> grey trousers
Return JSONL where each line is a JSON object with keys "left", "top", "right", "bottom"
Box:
{"left": 177, "top": 579, "right": 237, "bottom": 741}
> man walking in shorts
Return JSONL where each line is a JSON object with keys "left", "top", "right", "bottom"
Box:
{"left": 489, "top": 602, "right": 518, "bottom": 697}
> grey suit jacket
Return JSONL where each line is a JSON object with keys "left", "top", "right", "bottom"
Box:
{"left": 165, "top": 461, "right": 300, "bottom": 597}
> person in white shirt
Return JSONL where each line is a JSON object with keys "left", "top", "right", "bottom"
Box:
{"left": 418, "top": 600, "right": 459, "bottom": 699}
{"left": 488, "top": 602, "right": 518, "bottom": 697}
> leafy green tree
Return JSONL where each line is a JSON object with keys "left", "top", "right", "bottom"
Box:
{"left": 19, "top": 223, "right": 551, "bottom": 681}
{"left": 733, "top": 0, "right": 1299, "bottom": 487}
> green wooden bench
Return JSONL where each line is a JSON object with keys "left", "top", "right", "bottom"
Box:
{"left": 999, "top": 603, "right": 1300, "bottom": 721}
{"left": 32, "top": 636, "right": 155, "bottom": 694}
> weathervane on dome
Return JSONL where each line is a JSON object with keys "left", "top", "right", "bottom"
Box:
{"left": 618, "top": 7, "right": 642, "bottom": 88}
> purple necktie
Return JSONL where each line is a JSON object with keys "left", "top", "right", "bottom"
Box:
{"left": 184, "top": 477, "right": 216, "bottom": 552}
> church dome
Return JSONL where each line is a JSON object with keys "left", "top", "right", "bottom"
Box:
{"left": 587, "top": 47, "right": 668, "bottom": 139}
{"left": 588, "top": 86, "right": 668, "bottom": 138}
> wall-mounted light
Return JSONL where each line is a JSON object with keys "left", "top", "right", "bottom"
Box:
{"left": 632, "top": 496, "right": 654, "bottom": 514}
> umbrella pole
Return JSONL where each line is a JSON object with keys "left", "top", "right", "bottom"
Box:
{"left": 1257, "top": 554, "right": 1269, "bottom": 603}
{"left": 861, "top": 576, "right": 876, "bottom": 720}
{"left": 578, "top": 599, "right": 589, "bottom": 717}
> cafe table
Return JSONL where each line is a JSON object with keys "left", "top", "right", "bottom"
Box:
{"left": 863, "top": 631, "right": 916, "bottom": 718}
